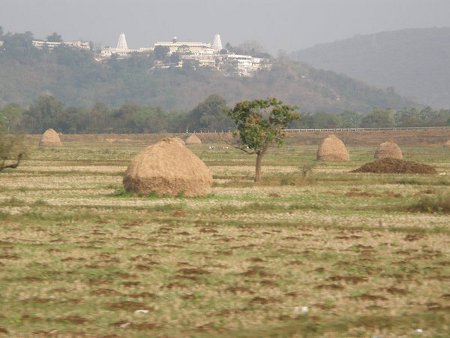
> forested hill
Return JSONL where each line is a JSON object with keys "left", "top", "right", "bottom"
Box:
{"left": 293, "top": 27, "right": 450, "bottom": 108}
{"left": 0, "top": 32, "right": 413, "bottom": 113}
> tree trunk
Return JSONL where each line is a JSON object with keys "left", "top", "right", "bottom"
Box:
{"left": 254, "top": 144, "right": 268, "bottom": 182}
{"left": 0, "top": 153, "right": 23, "bottom": 172}
{"left": 255, "top": 151, "right": 263, "bottom": 182}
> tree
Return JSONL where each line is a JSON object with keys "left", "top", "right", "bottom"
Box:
{"left": 187, "top": 94, "right": 233, "bottom": 131}
{"left": 361, "top": 108, "right": 395, "bottom": 128}
{"left": 0, "top": 103, "right": 24, "bottom": 131}
{"left": 22, "top": 95, "right": 66, "bottom": 133}
{"left": 228, "top": 98, "right": 299, "bottom": 182}
{"left": 0, "top": 124, "right": 24, "bottom": 172}
{"left": 154, "top": 46, "right": 170, "bottom": 60}
{"left": 47, "top": 32, "right": 63, "bottom": 42}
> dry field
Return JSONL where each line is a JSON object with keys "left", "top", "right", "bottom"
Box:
{"left": 0, "top": 131, "right": 449, "bottom": 337}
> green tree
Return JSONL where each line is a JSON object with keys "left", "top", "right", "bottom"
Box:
{"left": 154, "top": 46, "right": 170, "bottom": 60}
{"left": 22, "top": 95, "right": 66, "bottom": 132}
{"left": 361, "top": 108, "right": 395, "bottom": 128}
{"left": 228, "top": 98, "right": 299, "bottom": 182}
{"left": 0, "top": 103, "right": 24, "bottom": 131}
{"left": 47, "top": 32, "right": 63, "bottom": 42}
{"left": 0, "top": 124, "right": 24, "bottom": 172}
{"left": 187, "top": 94, "right": 233, "bottom": 131}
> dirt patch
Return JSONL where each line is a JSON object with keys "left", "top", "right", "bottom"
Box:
{"left": 352, "top": 158, "right": 437, "bottom": 174}
{"left": 108, "top": 301, "right": 151, "bottom": 311}
{"left": 315, "top": 284, "right": 345, "bottom": 290}
{"left": 328, "top": 275, "right": 368, "bottom": 284}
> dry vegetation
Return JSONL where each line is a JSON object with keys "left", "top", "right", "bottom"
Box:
{"left": 0, "top": 131, "right": 449, "bottom": 337}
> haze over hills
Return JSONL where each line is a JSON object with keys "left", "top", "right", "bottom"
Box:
{"left": 0, "top": 31, "right": 413, "bottom": 113}
{"left": 293, "top": 27, "right": 450, "bottom": 108}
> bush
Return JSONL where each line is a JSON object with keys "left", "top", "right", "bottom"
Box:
{"left": 408, "top": 193, "right": 450, "bottom": 214}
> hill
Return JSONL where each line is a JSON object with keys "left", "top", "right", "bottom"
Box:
{"left": 293, "top": 27, "right": 450, "bottom": 108}
{"left": 0, "top": 32, "right": 413, "bottom": 113}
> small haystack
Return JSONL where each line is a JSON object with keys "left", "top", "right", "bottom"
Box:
{"left": 185, "top": 134, "right": 202, "bottom": 145}
{"left": 445, "top": 140, "right": 450, "bottom": 148}
{"left": 123, "top": 138, "right": 212, "bottom": 197}
{"left": 352, "top": 158, "right": 436, "bottom": 174}
{"left": 317, "top": 134, "right": 349, "bottom": 161}
{"left": 39, "top": 128, "right": 62, "bottom": 147}
{"left": 374, "top": 141, "right": 403, "bottom": 160}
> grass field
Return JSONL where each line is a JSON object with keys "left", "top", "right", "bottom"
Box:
{"left": 0, "top": 133, "right": 449, "bottom": 337}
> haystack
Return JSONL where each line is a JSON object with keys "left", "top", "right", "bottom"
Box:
{"left": 317, "top": 134, "right": 349, "bottom": 161}
{"left": 185, "top": 134, "right": 202, "bottom": 145}
{"left": 445, "top": 140, "right": 450, "bottom": 148}
{"left": 174, "top": 137, "right": 185, "bottom": 146}
{"left": 123, "top": 138, "right": 212, "bottom": 197}
{"left": 374, "top": 141, "right": 403, "bottom": 160}
{"left": 39, "top": 128, "right": 62, "bottom": 147}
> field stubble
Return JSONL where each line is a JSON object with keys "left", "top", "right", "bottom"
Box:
{"left": 0, "top": 132, "right": 449, "bottom": 337}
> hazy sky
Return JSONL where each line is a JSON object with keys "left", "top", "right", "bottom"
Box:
{"left": 1, "top": 0, "right": 449, "bottom": 52}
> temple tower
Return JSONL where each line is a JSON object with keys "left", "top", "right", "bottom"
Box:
{"left": 212, "top": 34, "right": 223, "bottom": 52}
{"left": 116, "top": 33, "right": 129, "bottom": 50}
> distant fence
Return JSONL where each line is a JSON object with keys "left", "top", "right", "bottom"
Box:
{"left": 190, "top": 126, "right": 450, "bottom": 134}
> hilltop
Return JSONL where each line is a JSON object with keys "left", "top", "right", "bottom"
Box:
{"left": 293, "top": 27, "right": 450, "bottom": 108}
{"left": 0, "top": 31, "right": 413, "bottom": 112}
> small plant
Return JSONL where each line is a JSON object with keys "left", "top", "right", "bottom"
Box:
{"left": 408, "top": 193, "right": 450, "bottom": 214}
{"left": 111, "top": 188, "right": 134, "bottom": 198}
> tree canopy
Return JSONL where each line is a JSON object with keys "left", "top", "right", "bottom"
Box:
{"left": 228, "top": 98, "right": 299, "bottom": 182}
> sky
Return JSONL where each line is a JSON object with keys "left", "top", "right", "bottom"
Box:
{"left": 1, "top": 0, "right": 450, "bottom": 53}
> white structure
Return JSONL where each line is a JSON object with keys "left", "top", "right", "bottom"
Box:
{"left": 212, "top": 34, "right": 223, "bottom": 52}
{"left": 116, "top": 33, "right": 128, "bottom": 50}
{"left": 100, "top": 33, "right": 152, "bottom": 59}
{"left": 32, "top": 40, "right": 90, "bottom": 50}
{"left": 154, "top": 37, "right": 213, "bottom": 55}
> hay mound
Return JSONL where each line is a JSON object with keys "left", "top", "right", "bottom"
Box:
{"left": 374, "top": 141, "right": 403, "bottom": 159}
{"left": 445, "top": 140, "right": 450, "bottom": 148}
{"left": 185, "top": 134, "right": 202, "bottom": 145}
{"left": 317, "top": 134, "right": 349, "bottom": 161}
{"left": 123, "top": 138, "right": 212, "bottom": 197}
{"left": 39, "top": 128, "right": 62, "bottom": 147}
{"left": 174, "top": 137, "right": 185, "bottom": 146}
{"left": 352, "top": 158, "right": 437, "bottom": 174}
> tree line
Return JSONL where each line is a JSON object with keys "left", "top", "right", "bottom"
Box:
{"left": 0, "top": 95, "right": 448, "bottom": 134}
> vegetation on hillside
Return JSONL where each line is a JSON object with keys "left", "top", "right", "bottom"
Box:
{"left": 293, "top": 27, "right": 450, "bottom": 108}
{"left": 0, "top": 28, "right": 413, "bottom": 112}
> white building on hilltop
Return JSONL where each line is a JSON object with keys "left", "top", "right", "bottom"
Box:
{"left": 153, "top": 34, "right": 271, "bottom": 77}
{"left": 32, "top": 40, "right": 90, "bottom": 50}
{"left": 212, "top": 34, "right": 223, "bottom": 52}
{"left": 154, "top": 37, "right": 213, "bottom": 55}
{"left": 100, "top": 33, "right": 152, "bottom": 59}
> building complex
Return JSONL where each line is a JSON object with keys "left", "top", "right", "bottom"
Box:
{"left": 1, "top": 32, "right": 271, "bottom": 77}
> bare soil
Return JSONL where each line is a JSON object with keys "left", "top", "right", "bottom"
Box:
{"left": 352, "top": 158, "right": 437, "bottom": 174}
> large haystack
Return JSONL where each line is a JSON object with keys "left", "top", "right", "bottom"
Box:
{"left": 317, "top": 134, "right": 349, "bottom": 161}
{"left": 174, "top": 137, "right": 185, "bottom": 146}
{"left": 185, "top": 134, "right": 202, "bottom": 145}
{"left": 123, "top": 138, "right": 212, "bottom": 197}
{"left": 39, "top": 128, "right": 62, "bottom": 147}
{"left": 374, "top": 141, "right": 403, "bottom": 160}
